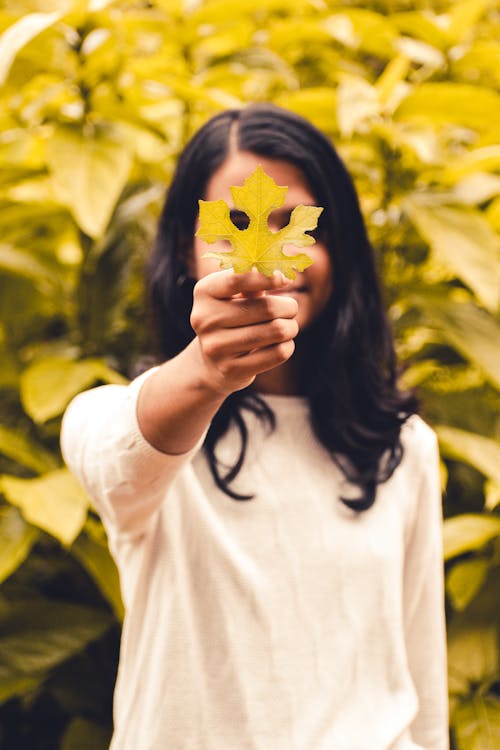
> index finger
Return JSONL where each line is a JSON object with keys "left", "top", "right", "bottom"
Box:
{"left": 199, "top": 268, "right": 289, "bottom": 300}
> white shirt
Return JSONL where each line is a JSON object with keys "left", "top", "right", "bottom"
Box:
{"left": 61, "top": 370, "right": 449, "bottom": 750}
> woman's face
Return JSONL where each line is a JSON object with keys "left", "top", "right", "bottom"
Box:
{"left": 191, "top": 150, "right": 333, "bottom": 331}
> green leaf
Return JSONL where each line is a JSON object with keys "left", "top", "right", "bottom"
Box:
{"left": 404, "top": 201, "right": 500, "bottom": 313}
{"left": 0, "top": 11, "right": 62, "bottom": 86}
{"left": 20, "top": 356, "right": 128, "bottom": 424}
{"left": 46, "top": 126, "right": 133, "bottom": 239}
{"left": 436, "top": 426, "right": 500, "bottom": 484}
{"left": 0, "top": 425, "right": 58, "bottom": 474}
{"left": 443, "top": 514, "right": 500, "bottom": 561}
{"left": 72, "top": 519, "right": 124, "bottom": 621}
{"left": 61, "top": 718, "right": 111, "bottom": 750}
{"left": 0, "top": 506, "right": 39, "bottom": 585}
{"left": 395, "top": 83, "right": 500, "bottom": 132}
{"left": 452, "top": 696, "right": 500, "bottom": 750}
{"left": 0, "top": 468, "right": 89, "bottom": 546}
{"left": 196, "top": 165, "right": 322, "bottom": 279}
{"left": 446, "top": 558, "right": 490, "bottom": 611}
{"left": 0, "top": 598, "right": 113, "bottom": 703}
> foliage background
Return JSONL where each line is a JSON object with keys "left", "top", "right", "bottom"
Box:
{"left": 0, "top": 0, "right": 500, "bottom": 747}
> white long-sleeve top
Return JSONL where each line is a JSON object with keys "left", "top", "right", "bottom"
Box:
{"left": 61, "top": 369, "right": 449, "bottom": 750}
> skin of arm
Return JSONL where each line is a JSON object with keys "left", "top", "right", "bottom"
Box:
{"left": 136, "top": 268, "right": 299, "bottom": 456}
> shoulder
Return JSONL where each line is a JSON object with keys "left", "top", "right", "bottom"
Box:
{"left": 398, "top": 414, "right": 439, "bottom": 473}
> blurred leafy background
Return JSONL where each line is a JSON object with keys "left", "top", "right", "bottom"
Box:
{"left": 0, "top": 0, "right": 499, "bottom": 747}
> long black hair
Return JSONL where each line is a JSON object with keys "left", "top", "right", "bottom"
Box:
{"left": 148, "top": 103, "right": 418, "bottom": 511}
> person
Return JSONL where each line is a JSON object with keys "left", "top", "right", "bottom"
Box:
{"left": 61, "top": 103, "right": 449, "bottom": 750}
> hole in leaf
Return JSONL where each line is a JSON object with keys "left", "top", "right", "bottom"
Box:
{"left": 230, "top": 210, "right": 250, "bottom": 230}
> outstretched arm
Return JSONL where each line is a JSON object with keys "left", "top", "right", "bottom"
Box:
{"left": 62, "top": 269, "right": 299, "bottom": 540}
{"left": 137, "top": 268, "right": 298, "bottom": 455}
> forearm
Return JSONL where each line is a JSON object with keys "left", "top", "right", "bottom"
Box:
{"left": 136, "top": 338, "right": 226, "bottom": 455}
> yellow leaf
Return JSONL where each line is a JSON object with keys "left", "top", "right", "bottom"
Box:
{"left": 0, "top": 11, "right": 62, "bottom": 86}
{"left": 195, "top": 166, "right": 322, "bottom": 280}
{"left": 375, "top": 54, "right": 410, "bottom": 106}
{"left": 447, "top": 0, "right": 491, "bottom": 45}
{"left": 0, "top": 469, "right": 89, "bottom": 547}
{"left": 20, "top": 356, "right": 128, "bottom": 424}
{"left": 47, "top": 126, "right": 133, "bottom": 239}
{"left": 404, "top": 200, "right": 500, "bottom": 313}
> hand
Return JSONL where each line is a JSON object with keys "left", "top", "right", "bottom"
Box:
{"left": 190, "top": 269, "right": 299, "bottom": 396}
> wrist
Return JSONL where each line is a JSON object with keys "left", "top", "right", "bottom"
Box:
{"left": 184, "top": 339, "right": 233, "bottom": 401}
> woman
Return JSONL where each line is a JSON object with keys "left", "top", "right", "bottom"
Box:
{"left": 61, "top": 103, "right": 448, "bottom": 749}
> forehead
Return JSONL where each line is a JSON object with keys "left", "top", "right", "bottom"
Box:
{"left": 204, "top": 151, "right": 315, "bottom": 207}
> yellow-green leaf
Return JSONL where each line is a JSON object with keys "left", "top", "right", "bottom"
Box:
{"left": 0, "top": 244, "right": 57, "bottom": 293}
{"left": 451, "top": 173, "right": 500, "bottom": 206}
{"left": 486, "top": 195, "right": 500, "bottom": 232}
{"left": 447, "top": 0, "right": 491, "bottom": 45}
{"left": 395, "top": 83, "right": 500, "bottom": 132}
{"left": 0, "top": 469, "right": 89, "bottom": 546}
{"left": 452, "top": 39, "right": 500, "bottom": 89}
{"left": 452, "top": 697, "right": 500, "bottom": 750}
{"left": 337, "top": 75, "right": 380, "bottom": 138}
{"left": 323, "top": 9, "right": 397, "bottom": 58}
{"left": 61, "top": 718, "right": 111, "bottom": 750}
{"left": 72, "top": 519, "right": 124, "bottom": 621}
{"left": 446, "top": 558, "right": 490, "bottom": 611}
{"left": 0, "top": 425, "right": 58, "bottom": 474}
{"left": 391, "top": 11, "right": 448, "bottom": 50}
{"left": 0, "top": 598, "right": 113, "bottom": 702}
{"left": 413, "top": 296, "right": 500, "bottom": 390}
{"left": 275, "top": 89, "right": 337, "bottom": 135}
{"left": 443, "top": 514, "right": 500, "bottom": 561}
{"left": 20, "top": 356, "right": 128, "bottom": 424}
{"left": 196, "top": 165, "right": 322, "bottom": 279}
{"left": 436, "top": 426, "right": 500, "bottom": 485}
{"left": 0, "top": 507, "right": 39, "bottom": 585}
{"left": 485, "top": 480, "right": 500, "bottom": 512}
{"left": 441, "top": 146, "right": 500, "bottom": 184}
{"left": 46, "top": 126, "right": 133, "bottom": 239}
{"left": 404, "top": 200, "right": 500, "bottom": 313}
{"left": 0, "top": 11, "right": 62, "bottom": 86}
{"left": 375, "top": 55, "right": 411, "bottom": 107}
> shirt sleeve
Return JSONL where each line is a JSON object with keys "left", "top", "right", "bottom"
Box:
{"left": 403, "top": 429, "right": 449, "bottom": 750}
{"left": 60, "top": 367, "right": 203, "bottom": 542}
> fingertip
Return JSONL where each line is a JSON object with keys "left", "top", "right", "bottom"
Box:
{"left": 272, "top": 270, "right": 287, "bottom": 286}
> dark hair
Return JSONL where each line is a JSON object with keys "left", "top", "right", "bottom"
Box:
{"left": 148, "top": 103, "right": 418, "bottom": 511}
